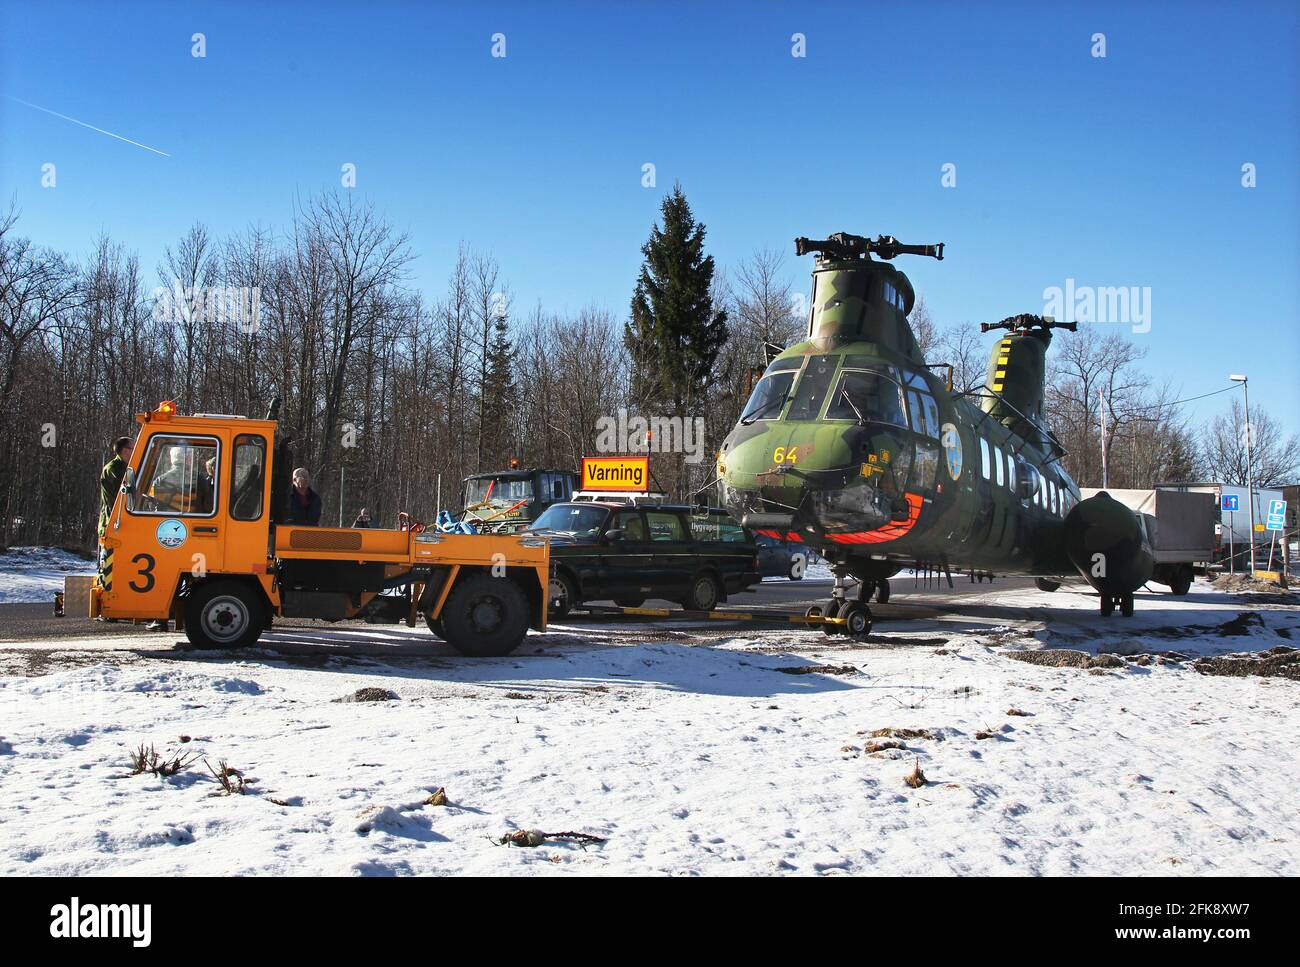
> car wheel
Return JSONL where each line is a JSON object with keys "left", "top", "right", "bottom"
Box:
{"left": 548, "top": 571, "right": 577, "bottom": 620}
{"left": 788, "top": 554, "right": 806, "bottom": 580}
{"left": 682, "top": 572, "right": 720, "bottom": 612}
{"left": 184, "top": 580, "right": 265, "bottom": 649}
{"left": 442, "top": 573, "right": 529, "bottom": 657}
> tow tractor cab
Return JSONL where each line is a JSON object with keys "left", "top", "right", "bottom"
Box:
{"left": 88, "top": 401, "right": 550, "bottom": 656}
{"left": 461, "top": 466, "right": 578, "bottom": 533}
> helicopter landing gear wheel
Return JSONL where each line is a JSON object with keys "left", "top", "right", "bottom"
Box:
{"left": 1120, "top": 592, "right": 1135, "bottom": 617}
{"left": 820, "top": 598, "right": 843, "bottom": 635}
{"left": 875, "top": 579, "right": 891, "bottom": 604}
{"left": 1100, "top": 594, "right": 1115, "bottom": 617}
{"left": 840, "top": 602, "right": 873, "bottom": 640}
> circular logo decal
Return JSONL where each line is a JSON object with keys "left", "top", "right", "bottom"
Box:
{"left": 941, "top": 423, "right": 963, "bottom": 480}
{"left": 156, "top": 518, "right": 188, "bottom": 549}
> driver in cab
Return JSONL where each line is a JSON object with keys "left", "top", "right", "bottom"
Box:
{"left": 149, "top": 447, "right": 211, "bottom": 513}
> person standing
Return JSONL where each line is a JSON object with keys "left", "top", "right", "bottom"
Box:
{"left": 99, "top": 436, "right": 133, "bottom": 541}
{"left": 286, "top": 468, "right": 322, "bottom": 526}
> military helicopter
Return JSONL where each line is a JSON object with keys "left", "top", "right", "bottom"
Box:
{"left": 716, "top": 232, "right": 1158, "bottom": 637}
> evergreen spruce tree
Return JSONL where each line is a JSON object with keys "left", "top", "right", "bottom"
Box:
{"left": 624, "top": 185, "right": 729, "bottom": 495}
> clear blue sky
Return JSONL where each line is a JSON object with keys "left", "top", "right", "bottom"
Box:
{"left": 2, "top": 0, "right": 1297, "bottom": 435}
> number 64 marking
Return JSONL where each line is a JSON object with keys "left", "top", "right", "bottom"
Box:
{"left": 773, "top": 446, "right": 799, "bottom": 464}
{"left": 129, "top": 553, "right": 156, "bottom": 593}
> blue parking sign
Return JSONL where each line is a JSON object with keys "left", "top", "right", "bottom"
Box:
{"left": 1266, "top": 498, "right": 1286, "bottom": 532}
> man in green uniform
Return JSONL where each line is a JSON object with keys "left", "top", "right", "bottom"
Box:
{"left": 99, "top": 436, "right": 133, "bottom": 541}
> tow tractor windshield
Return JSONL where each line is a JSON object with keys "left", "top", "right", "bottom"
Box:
{"left": 464, "top": 476, "right": 535, "bottom": 518}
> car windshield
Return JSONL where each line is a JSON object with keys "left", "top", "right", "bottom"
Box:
{"left": 825, "top": 368, "right": 908, "bottom": 426}
{"left": 528, "top": 504, "right": 608, "bottom": 536}
{"left": 739, "top": 371, "right": 796, "bottom": 423}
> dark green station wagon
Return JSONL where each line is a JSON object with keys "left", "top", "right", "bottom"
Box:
{"left": 526, "top": 501, "right": 760, "bottom": 618}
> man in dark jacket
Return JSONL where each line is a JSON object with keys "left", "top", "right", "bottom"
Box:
{"left": 99, "top": 437, "right": 133, "bottom": 540}
{"left": 286, "top": 467, "right": 322, "bottom": 526}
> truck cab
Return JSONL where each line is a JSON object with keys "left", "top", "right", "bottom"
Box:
{"left": 461, "top": 467, "right": 578, "bottom": 533}
{"left": 91, "top": 402, "right": 550, "bottom": 656}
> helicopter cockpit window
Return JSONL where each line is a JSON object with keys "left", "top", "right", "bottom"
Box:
{"left": 825, "top": 368, "right": 908, "bottom": 426}
{"left": 786, "top": 355, "right": 837, "bottom": 421}
{"left": 739, "top": 370, "right": 797, "bottom": 423}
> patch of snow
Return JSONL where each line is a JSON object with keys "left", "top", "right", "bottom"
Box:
{"left": 0, "top": 577, "right": 1296, "bottom": 875}
{"left": 0, "top": 547, "right": 95, "bottom": 604}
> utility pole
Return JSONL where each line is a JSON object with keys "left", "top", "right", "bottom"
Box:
{"left": 339, "top": 465, "right": 345, "bottom": 527}
{"left": 1099, "top": 388, "right": 1108, "bottom": 488}
{"left": 1230, "top": 375, "right": 1256, "bottom": 574}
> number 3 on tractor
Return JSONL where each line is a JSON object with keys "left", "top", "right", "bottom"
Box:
{"left": 773, "top": 446, "right": 798, "bottom": 465}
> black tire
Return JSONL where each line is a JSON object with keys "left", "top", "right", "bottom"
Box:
{"left": 841, "top": 602, "right": 872, "bottom": 640}
{"left": 681, "top": 572, "right": 721, "bottom": 612}
{"left": 1035, "top": 577, "right": 1061, "bottom": 593}
{"left": 614, "top": 598, "right": 646, "bottom": 608}
{"left": 875, "top": 579, "right": 891, "bottom": 604}
{"left": 1100, "top": 594, "right": 1115, "bottom": 617}
{"left": 804, "top": 604, "right": 824, "bottom": 619}
{"left": 184, "top": 580, "right": 265, "bottom": 649}
{"left": 424, "top": 612, "right": 445, "bottom": 639}
{"left": 1169, "top": 567, "right": 1192, "bottom": 596}
{"left": 788, "top": 555, "right": 806, "bottom": 581}
{"left": 1120, "top": 592, "right": 1135, "bottom": 617}
{"left": 548, "top": 571, "right": 577, "bottom": 621}
{"left": 441, "top": 573, "right": 529, "bottom": 657}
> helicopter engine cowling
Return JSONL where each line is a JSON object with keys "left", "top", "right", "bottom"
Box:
{"left": 1062, "top": 490, "right": 1155, "bottom": 596}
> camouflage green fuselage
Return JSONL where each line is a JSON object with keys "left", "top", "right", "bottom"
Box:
{"left": 718, "top": 255, "right": 1080, "bottom": 579}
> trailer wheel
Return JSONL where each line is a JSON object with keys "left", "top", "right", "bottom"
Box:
{"left": 442, "top": 573, "right": 529, "bottom": 657}
{"left": 185, "top": 580, "right": 265, "bottom": 649}
{"left": 1168, "top": 567, "right": 1192, "bottom": 596}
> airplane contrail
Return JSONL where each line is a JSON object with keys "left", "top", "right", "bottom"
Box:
{"left": 6, "top": 96, "right": 170, "bottom": 157}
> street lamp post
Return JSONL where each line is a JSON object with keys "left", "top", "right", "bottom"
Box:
{"left": 1229, "top": 374, "right": 1256, "bottom": 574}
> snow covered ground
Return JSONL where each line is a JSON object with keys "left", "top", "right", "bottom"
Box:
{"left": 0, "top": 547, "right": 94, "bottom": 604}
{"left": 0, "top": 579, "right": 1296, "bottom": 876}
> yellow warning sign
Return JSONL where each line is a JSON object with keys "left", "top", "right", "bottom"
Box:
{"left": 581, "top": 456, "right": 649, "bottom": 491}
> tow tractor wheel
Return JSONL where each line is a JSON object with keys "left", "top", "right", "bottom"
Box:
{"left": 424, "top": 612, "right": 445, "bottom": 639}
{"left": 1100, "top": 594, "right": 1116, "bottom": 617}
{"left": 548, "top": 572, "right": 577, "bottom": 621}
{"left": 442, "top": 573, "right": 529, "bottom": 657}
{"left": 1120, "top": 592, "right": 1135, "bottom": 617}
{"left": 840, "top": 602, "right": 873, "bottom": 640}
{"left": 875, "top": 579, "right": 891, "bottom": 604}
{"left": 185, "top": 580, "right": 265, "bottom": 649}
{"left": 821, "top": 598, "right": 843, "bottom": 635}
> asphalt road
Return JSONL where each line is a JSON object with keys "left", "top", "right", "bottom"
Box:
{"left": 0, "top": 572, "right": 1037, "bottom": 645}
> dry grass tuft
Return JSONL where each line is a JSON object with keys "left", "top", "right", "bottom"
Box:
{"left": 865, "top": 739, "right": 903, "bottom": 753}
{"left": 206, "top": 759, "right": 248, "bottom": 795}
{"left": 128, "top": 743, "right": 200, "bottom": 778}
{"left": 424, "top": 787, "right": 449, "bottom": 806}
{"left": 866, "top": 727, "right": 938, "bottom": 741}
{"left": 1006, "top": 707, "right": 1031, "bottom": 717}
{"left": 903, "top": 758, "right": 927, "bottom": 788}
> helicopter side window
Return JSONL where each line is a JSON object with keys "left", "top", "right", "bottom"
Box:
{"left": 739, "top": 371, "right": 797, "bottom": 423}
{"left": 1006, "top": 453, "right": 1016, "bottom": 492}
{"left": 979, "top": 439, "right": 991, "bottom": 480}
{"left": 786, "top": 355, "right": 838, "bottom": 421}
{"left": 994, "top": 446, "right": 1005, "bottom": 487}
{"left": 825, "top": 368, "right": 907, "bottom": 426}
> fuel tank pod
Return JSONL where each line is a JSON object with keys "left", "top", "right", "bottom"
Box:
{"left": 1062, "top": 490, "right": 1155, "bottom": 595}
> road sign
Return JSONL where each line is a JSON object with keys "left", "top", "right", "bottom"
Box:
{"left": 1222, "top": 494, "right": 1239, "bottom": 512}
{"left": 1266, "top": 498, "right": 1286, "bottom": 532}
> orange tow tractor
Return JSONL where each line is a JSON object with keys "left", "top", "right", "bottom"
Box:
{"left": 85, "top": 401, "right": 549, "bottom": 656}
